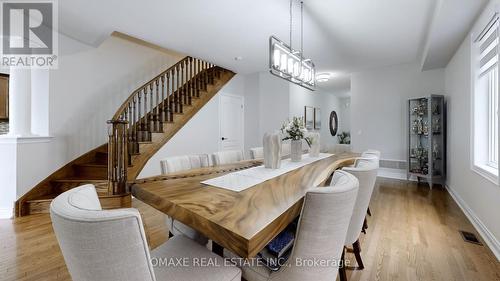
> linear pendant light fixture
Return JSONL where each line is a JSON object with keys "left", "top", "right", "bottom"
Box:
{"left": 269, "top": 0, "right": 315, "bottom": 91}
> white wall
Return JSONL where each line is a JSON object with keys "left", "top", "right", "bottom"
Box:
{"left": 257, "top": 72, "right": 290, "bottom": 139}
{"left": 0, "top": 141, "right": 16, "bottom": 217}
{"left": 338, "top": 97, "right": 351, "bottom": 134}
{"left": 289, "top": 84, "right": 342, "bottom": 150}
{"left": 444, "top": 5, "right": 500, "bottom": 259}
{"left": 350, "top": 63, "right": 445, "bottom": 161}
{"left": 243, "top": 73, "right": 260, "bottom": 153}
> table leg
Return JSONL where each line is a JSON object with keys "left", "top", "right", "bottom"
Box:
{"left": 212, "top": 241, "right": 224, "bottom": 256}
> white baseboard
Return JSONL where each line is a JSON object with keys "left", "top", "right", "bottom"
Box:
{"left": 377, "top": 168, "right": 408, "bottom": 180}
{"left": 0, "top": 208, "right": 13, "bottom": 219}
{"left": 445, "top": 185, "right": 500, "bottom": 261}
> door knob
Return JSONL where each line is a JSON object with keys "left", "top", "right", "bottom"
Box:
{"left": 221, "top": 137, "right": 227, "bottom": 140}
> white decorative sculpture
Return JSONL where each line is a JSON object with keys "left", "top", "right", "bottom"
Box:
{"left": 308, "top": 132, "right": 320, "bottom": 157}
{"left": 263, "top": 132, "right": 282, "bottom": 169}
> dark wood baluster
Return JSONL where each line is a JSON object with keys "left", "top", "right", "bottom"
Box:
{"left": 132, "top": 96, "right": 138, "bottom": 153}
{"left": 177, "top": 65, "right": 183, "bottom": 113}
{"left": 208, "top": 63, "right": 212, "bottom": 84}
{"left": 215, "top": 64, "right": 221, "bottom": 79}
{"left": 173, "top": 66, "right": 178, "bottom": 113}
{"left": 160, "top": 75, "right": 165, "bottom": 124}
{"left": 193, "top": 58, "right": 197, "bottom": 98}
{"left": 180, "top": 60, "right": 185, "bottom": 106}
{"left": 204, "top": 61, "right": 209, "bottom": 90}
{"left": 167, "top": 72, "right": 173, "bottom": 121}
{"left": 197, "top": 59, "right": 201, "bottom": 97}
{"left": 210, "top": 63, "right": 215, "bottom": 84}
{"left": 184, "top": 59, "right": 189, "bottom": 105}
{"left": 149, "top": 83, "right": 154, "bottom": 133}
{"left": 143, "top": 87, "right": 150, "bottom": 141}
{"left": 185, "top": 58, "right": 190, "bottom": 104}
{"left": 155, "top": 79, "right": 162, "bottom": 132}
{"left": 201, "top": 61, "right": 206, "bottom": 89}
{"left": 137, "top": 91, "right": 142, "bottom": 141}
{"left": 188, "top": 57, "right": 192, "bottom": 105}
{"left": 126, "top": 105, "right": 132, "bottom": 157}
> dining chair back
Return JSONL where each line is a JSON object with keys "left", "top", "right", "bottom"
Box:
{"left": 263, "top": 170, "right": 359, "bottom": 281}
{"left": 212, "top": 150, "right": 244, "bottom": 165}
{"left": 361, "top": 149, "right": 381, "bottom": 159}
{"left": 342, "top": 160, "right": 378, "bottom": 245}
{"left": 160, "top": 154, "right": 210, "bottom": 174}
{"left": 50, "top": 184, "right": 157, "bottom": 281}
{"left": 51, "top": 185, "right": 241, "bottom": 281}
{"left": 249, "top": 147, "right": 264, "bottom": 159}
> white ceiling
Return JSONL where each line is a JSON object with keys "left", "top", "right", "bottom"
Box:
{"left": 58, "top": 0, "right": 487, "bottom": 93}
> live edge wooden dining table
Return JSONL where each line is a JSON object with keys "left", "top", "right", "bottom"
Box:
{"left": 132, "top": 152, "right": 357, "bottom": 259}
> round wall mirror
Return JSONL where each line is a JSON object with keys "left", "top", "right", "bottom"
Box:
{"left": 329, "top": 111, "right": 338, "bottom": 136}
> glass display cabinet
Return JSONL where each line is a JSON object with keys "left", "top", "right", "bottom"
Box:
{"left": 407, "top": 95, "right": 446, "bottom": 189}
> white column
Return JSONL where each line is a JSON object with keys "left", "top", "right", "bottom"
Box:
{"left": 8, "top": 68, "right": 33, "bottom": 137}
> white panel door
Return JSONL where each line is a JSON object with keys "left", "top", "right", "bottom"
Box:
{"left": 219, "top": 94, "right": 244, "bottom": 151}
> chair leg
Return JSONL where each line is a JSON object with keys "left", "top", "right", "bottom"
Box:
{"left": 362, "top": 217, "right": 368, "bottom": 234}
{"left": 367, "top": 207, "right": 372, "bottom": 216}
{"left": 352, "top": 239, "right": 364, "bottom": 270}
{"left": 212, "top": 241, "right": 224, "bottom": 257}
{"left": 339, "top": 247, "right": 347, "bottom": 281}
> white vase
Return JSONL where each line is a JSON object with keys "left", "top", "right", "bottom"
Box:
{"left": 263, "top": 132, "right": 282, "bottom": 169}
{"left": 308, "top": 132, "right": 320, "bottom": 157}
{"left": 291, "top": 139, "right": 302, "bottom": 162}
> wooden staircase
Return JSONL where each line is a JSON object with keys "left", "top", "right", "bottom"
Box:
{"left": 15, "top": 56, "right": 235, "bottom": 217}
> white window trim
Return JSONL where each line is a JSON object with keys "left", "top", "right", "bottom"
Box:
{"left": 470, "top": 8, "right": 500, "bottom": 186}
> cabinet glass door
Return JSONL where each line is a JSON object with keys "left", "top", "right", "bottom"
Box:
{"left": 409, "top": 98, "right": 430, "bottom": 175}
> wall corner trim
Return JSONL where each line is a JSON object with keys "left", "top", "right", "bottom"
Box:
{"left": 445, "top": 184, "right": 500, "bottom": 261}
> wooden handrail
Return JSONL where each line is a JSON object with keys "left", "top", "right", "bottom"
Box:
{"left": 107, "top": 56, "right": 222, "bottom": 195}
{"left": 112, "top": 56, "right": 190, "bottom": 121}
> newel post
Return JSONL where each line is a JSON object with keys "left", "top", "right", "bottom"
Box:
{"left": 107, "top": 120, "right": 129, "bottom": 195}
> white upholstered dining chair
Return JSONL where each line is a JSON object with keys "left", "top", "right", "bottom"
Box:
{"left": 249, "top": 147, "right": 264, "bottom": 160}
{"left": 339, "top": 158, "right": 378, "bottom": 279}
{"left": 226, "top": 170, "right": 359, "bottom": 281}
{"left": 50, "top": 184, "right": 241, "bottom": 281}
{"left": 160, "top": 154, "right": 210, "bottom": 174}
{"left": 361, "top": 149, "right": 381, "bottom": 160}
{"left": 160, "top": 154, "right": 210, "bottom": 245}
{"left": 212, "top": 150, "right": 244, "bottom": 165}
{"left": 359, "top": 149, "right": 381, "bottom": 218}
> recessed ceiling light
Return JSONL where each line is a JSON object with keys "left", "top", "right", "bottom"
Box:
{"left": 316, "top": 73, "right": 331, "bottom": 82}
{"left": 234, "top": 56, "right": 243, "bottom": 61}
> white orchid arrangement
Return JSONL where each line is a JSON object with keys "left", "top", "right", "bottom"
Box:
{"left": 281, "top": 117, "right": 312, "bottom": 147}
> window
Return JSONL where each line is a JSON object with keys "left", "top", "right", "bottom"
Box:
{"left": 488, "top": 67, "right": 498, "bottom": 168}
{"left": 472, "top": 14, "right": 500, "bottom": 184}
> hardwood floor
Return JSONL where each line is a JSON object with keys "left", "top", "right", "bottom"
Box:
{"left": 345, "top": 178, "right": 500, "bottom": 281}
{"left": 0, "top": 178, "right": 499, "bottom": 281}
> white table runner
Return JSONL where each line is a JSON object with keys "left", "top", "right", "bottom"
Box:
{"left": 201, "top": 153, "right": 333, "bottom": 192}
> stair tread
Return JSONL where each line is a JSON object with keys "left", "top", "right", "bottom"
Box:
{"left": 51, "top": 178, "right": 108, "bottom": 183}
{"left": 26, "top": 194, "right": 58, "bottom": 202}
{"left": 74, "top": 163, "right": 107, "bottom": 167}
